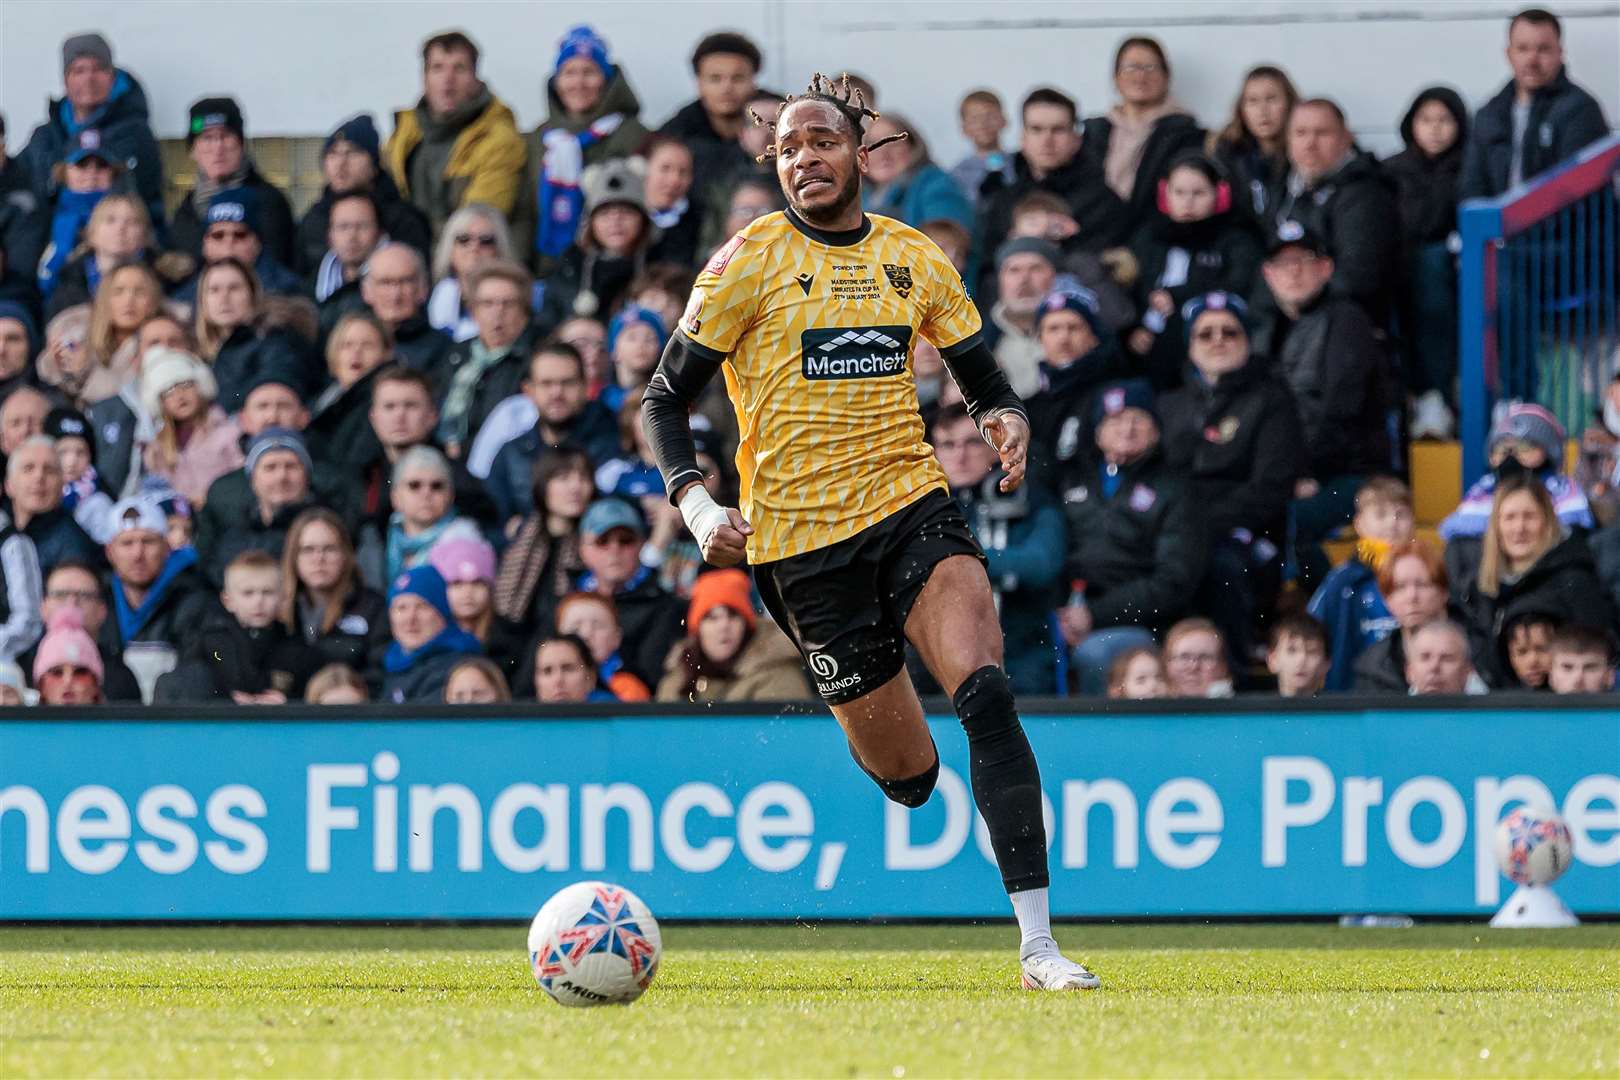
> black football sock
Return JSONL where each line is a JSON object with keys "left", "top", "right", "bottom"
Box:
{"left": 848, "top": 738, "right": 939, "bottom": 808}
{"left": 952, "top": 664, "right": 1050, "bottom": 893}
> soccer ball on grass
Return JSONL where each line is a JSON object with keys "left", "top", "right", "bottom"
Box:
{"left": 528, "top": 881, "right": 662, "bottom": 1006}
{"left": 1494, "top": 807, "right": 1574, "bottom": 886}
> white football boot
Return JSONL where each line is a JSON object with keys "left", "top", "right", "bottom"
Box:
{"left": 1019, "top": 942, "right": 1101, "bottom": 991}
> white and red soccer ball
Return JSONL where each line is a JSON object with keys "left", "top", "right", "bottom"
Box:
{"left": 1494, "top": 807, "right": 1574, "bottom": 887}
{"left": 528, "top": 882, "right": 662, "bottom": 1006}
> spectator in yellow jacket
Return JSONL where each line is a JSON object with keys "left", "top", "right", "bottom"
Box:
{"left": 384, "top": 30, "right": 526, "bottom": 239}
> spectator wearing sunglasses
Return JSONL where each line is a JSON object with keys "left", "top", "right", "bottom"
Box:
{"left": 365, "top": 444, "right": 482, "bottom": 588}
{"left": 1159, "top": 291, "right": 1305, "bottom": 665}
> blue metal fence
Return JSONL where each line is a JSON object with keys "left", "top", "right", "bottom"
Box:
{"left": 1457, "top": 133, "right": 1620, "bottom": 485}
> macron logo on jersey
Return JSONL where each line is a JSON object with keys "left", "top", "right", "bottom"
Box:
{"left": 801, "top": 326, "right": 913, "bottom": 380}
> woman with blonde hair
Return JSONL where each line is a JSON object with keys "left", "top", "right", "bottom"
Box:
{"left": 427, "top": 203, "right": 515, "bottom": 342}
{"left": 138, "top": 346, "right": 241, "bottom": 506}
{"left": 38, "top": 260, "right": 166, "bottom": 406}
{"left": 304, "top": 663, "right": 370, "bottom": 705}
{"left": 193, "top": 257, "right": 312, "bottom": 411}
{"left": 443, "top": 656, "right": 512, "bottom": 704}
{"left": 307, "top": 311, "right": 395, "bottom": 461}
{"left": 1455, "top": 473, "right": 1612, "bottom": 686}
{"left": 281, "top": 507, "right": 390, "bottom": 680}
{"left": 44, "top": 193, "right": 177, "bottom": 319}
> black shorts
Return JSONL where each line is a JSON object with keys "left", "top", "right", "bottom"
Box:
{"left": 754, "top": 489, "right": 985, "bottom": 704}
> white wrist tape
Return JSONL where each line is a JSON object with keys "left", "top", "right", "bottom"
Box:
{"left": 678, "top": 485, "right": 732, "bottom": 549}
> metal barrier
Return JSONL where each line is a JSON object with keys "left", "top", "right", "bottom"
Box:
{"left": 1457, "top": 132, "right": 1620, "bottom": 484}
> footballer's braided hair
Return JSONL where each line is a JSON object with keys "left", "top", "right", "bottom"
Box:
{"left": 750, "top": 72, "right": 910, "bottom": 164}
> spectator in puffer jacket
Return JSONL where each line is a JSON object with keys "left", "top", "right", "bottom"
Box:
{"left": 384, "top": 30, "right": 527, "bottom": 237}
{"left": 1057, "top": 380, "right": 1205, "bottom": 694}
{"left": 1459, "top": 8, "right": 1611, "bottom": 200}
{"left": 1159, "top": 291, "right": 1304, "bottom": 666}
{"left": 1254, "top": 224, "right": 1393, "bottom": 589}
{"left": 21, "top": 34, "right": 164, "bottom": 225}
{"left": 1266, "top": 99, "right": 1400, "bottom": 327}
{"left": 1306, "top": 477, "right": 1412, "bottom": 692}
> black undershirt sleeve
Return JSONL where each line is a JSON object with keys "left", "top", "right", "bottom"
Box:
{"left": 939, "top": 335, "right": 1027, "bottom": 428}
{"left": 641, "top": 330, "right": 725, "bottom": 504}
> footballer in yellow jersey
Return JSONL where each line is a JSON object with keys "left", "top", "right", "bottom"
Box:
{"left": 642, "top": 75, "right": 1099, "bottom": 991}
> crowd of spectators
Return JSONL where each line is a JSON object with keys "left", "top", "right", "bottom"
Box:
{"left": 0, "top": 11, "right": 1617, "bottom": 710}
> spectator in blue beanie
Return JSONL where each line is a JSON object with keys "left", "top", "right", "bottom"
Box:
{"left": 168, "top": 97, "right": 297, "bottom": 266}
{"left": 294, "top": 115, "right": 432, "bottom": 277}
{"left": 0, "top": 302, "right": 43, "bottom": 407}
{"left": 173, "top": 189, "right": 303, "bottom": 300}
{"left": 518, "top": 25, "right": 651, "bottom": 270}
{"left": 599, "top": 303, "right": 666, "bottom": 413}
{"left": 382, "top": 563, "right": 482, "bottom": 702}
{"left": 1023, "top": 288, "right": 1128, "bottom": 491}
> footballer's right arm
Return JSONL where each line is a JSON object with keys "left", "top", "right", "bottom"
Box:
{"left": 641, "top": 332, "right": 753, "bottom": 565}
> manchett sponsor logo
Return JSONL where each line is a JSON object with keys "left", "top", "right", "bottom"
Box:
{"left": 801, "top": 325, "right": 914, "bottom": 380}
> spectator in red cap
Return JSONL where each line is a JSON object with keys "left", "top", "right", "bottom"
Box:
{"left": 655, "top": 569, "right": 809, "bottom": 702}
{"left": 32, "top": 606, "right": 104, "bottom": 704}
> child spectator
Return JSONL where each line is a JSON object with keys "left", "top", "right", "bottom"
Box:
{"left": 1500, "top": 610, "right": 1558, "bottom": 691}
{"left": 1126, "top": 153, "right": 1263, "bottom": 387}
{"left": 560, "top": 159, "right": 655, "bottom": 318}
{"left": 31, "top": 607, "right": 103, "bottom": 705}
{"left": 533, "top": 633, "right": 611, "bottom": 703}
{"left": 1440, "top": 402, "right": 1593, "bottom": 542}
{"left": 304, "top": 663, "right": 370, "bottom": 705}
{"left": 1106, "top": 646, "right": 1169, "bottom": 700}
{"left": 0, "top": 658, "right": 37, "bottom": 706}
{"left": 655, "top": 569, "right": 810, "bottom": 703}
{"left": 1546, "top": 625, "right": 1616, "bottom": 694}
{"left": 598, "top": 305, "right": 665, "bottom": 413}
{"left": 139, "top": 347, "right": 241, "bottom": 509}
{"left": 1163, "top": 617, "right": 1233, "bottom": 698}
{"left": 556, "top": 590, "right": 650, "bottom": 701}
{"left": 46, "top": 407, "right": 116, "bottom": 545}
{"left": 382, "top": 564, "right": 482, "bottom": 703}
{"left": 1266, "top": 614, "right": 1329, "bottom": 697}
{"left": 429, "top": 533, "right": 519, "bottom": 675}
{"left": 948, "top": 89, "right": 1013, "bottom": 206}
{"left": 1384, "top": 87, "right": 1468, "bottom": 440}
{"left": 1307, "top": 477, "right": 1413, "bottom": 691}
{"left": 154, "top": 550, "right": 320, "bottom": 703}
{"left": 444, "top": 656, "right": 511, "bottom": 704}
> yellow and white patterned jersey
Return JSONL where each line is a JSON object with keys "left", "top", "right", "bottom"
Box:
{"left": 676, "top": 209, "right": 983, "bottom": 563}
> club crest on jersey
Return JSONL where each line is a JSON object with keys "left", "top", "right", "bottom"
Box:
{"left": 801, "top": 325, "right": 913, "bottom": 380}
{"left": 882, "top": 263, "right": 913, "bottom": 298}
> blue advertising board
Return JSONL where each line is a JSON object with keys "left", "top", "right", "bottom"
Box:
{"left": 1, "top": 703, "right": 1616, "bottom": 920}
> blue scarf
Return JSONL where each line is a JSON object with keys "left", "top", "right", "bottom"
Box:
{"left": 38, "top": 189, "right": 108, "bottom": 297}
{"left": 112, "top": 545, "right": 197, "bottom": 642}
{"left": 56, "top": 71, "right": 132, "bottom": 136}
{"left": 576, "top": 564, "right": 650, "bottom": 596}
{"left": 383, "top": 623, "right": 482, "bottom": 674}
{"left": 535, "top": 114, "right": 625, "bottom": 260}
{"left": 385, "top": 511, "right": 463, "bottom": 585}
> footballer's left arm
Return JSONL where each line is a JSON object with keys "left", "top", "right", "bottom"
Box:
{"left": 938, "top": 335, "right": 1030, "bottom": 492}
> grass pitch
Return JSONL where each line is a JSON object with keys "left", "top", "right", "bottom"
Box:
{"left": 3, "top": 923, "right": 1617, "bottom": 1078}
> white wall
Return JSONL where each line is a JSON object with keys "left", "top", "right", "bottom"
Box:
{"left": 4, "top": 0, "right": 1617, "bottom": 163}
